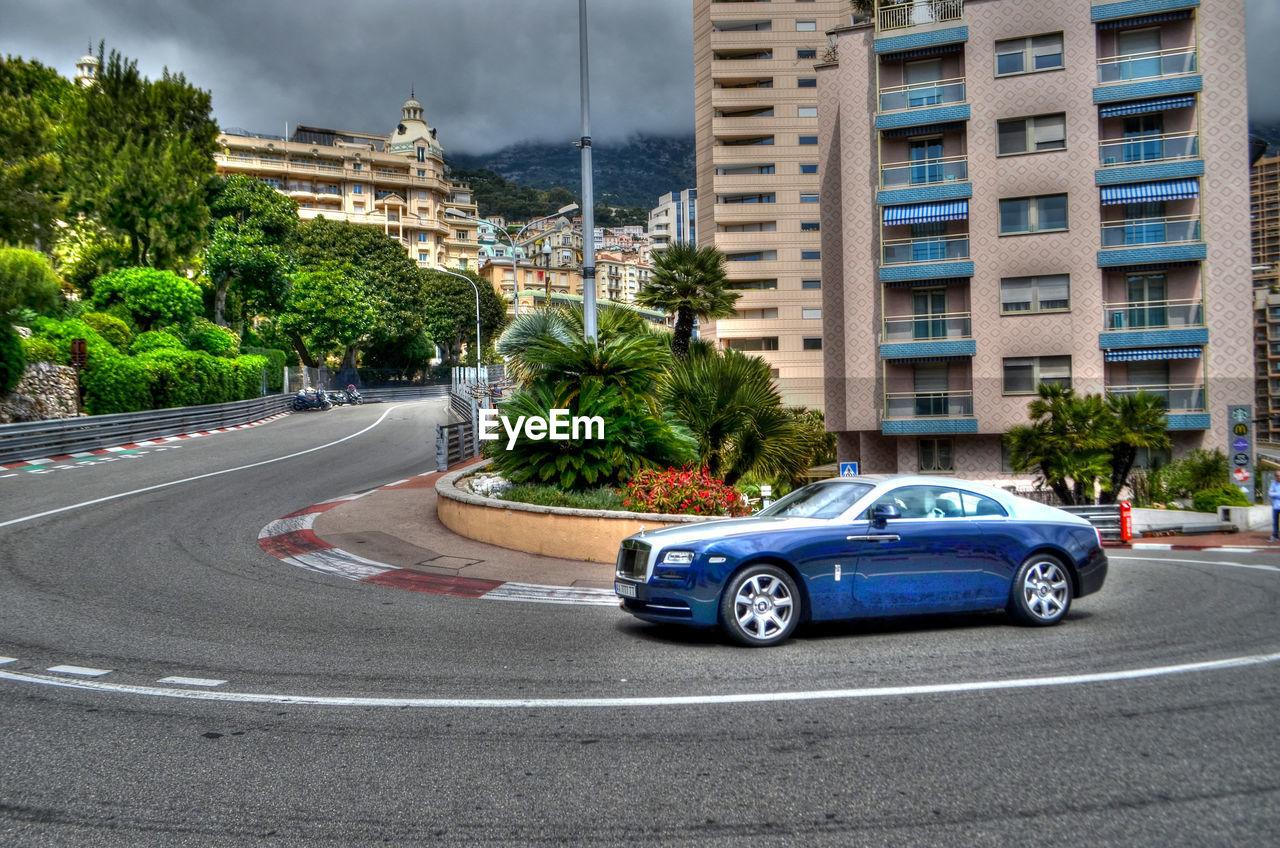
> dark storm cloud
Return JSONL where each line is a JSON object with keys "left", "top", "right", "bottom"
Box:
{"left": 0, "top": 0, "right": 695, "bottom": 154}
{"left": 2, "top": 0, "right": 1276, "bottom": 147}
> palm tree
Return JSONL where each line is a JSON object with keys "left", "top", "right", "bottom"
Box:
{"left": 635, "top": 242, "right": 738, "bottom": 359}
{"left": 1005, "top": 384, "right": 1114, "bottom": 505}
{"left": 1103, "top": 390, "right": 1171, "bottom": 504}
{"left": 496, "top": 302, "right": 662, "bottom": 386}
{"left": 662, "top": 349, "right": 808, "bottom": 486}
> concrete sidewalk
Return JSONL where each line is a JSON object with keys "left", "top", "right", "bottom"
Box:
{"left": 302, "top": 465, "right": 1278, "bottom": 592}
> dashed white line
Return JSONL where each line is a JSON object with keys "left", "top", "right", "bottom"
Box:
{"left": 0, "top": 657, "right": 16, "bottom": 665}
{"left": 46, "top": 665, "right": 113, "bottom": 677}
{"left": 158, "top": 676, "right": 227, "bottom": 687}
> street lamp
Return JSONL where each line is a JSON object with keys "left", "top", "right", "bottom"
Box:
{"left": 444, "top": 203, "right": 578, "bottom": 316}
{"left": 434, "top": 265, "right": 484, "bottom": 381}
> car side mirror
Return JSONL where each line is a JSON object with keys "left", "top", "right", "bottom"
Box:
{"left": 871, "top": 503, "right": 901, "bottom": 527}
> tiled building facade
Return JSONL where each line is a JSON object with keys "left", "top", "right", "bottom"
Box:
{"left": 1252, "top": 154, "right": 1280, "bottom": 442}
{"left": 818, "top": 0, "right": 1253, "bottom": 479}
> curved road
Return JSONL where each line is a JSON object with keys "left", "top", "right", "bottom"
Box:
{"left": 1, "top": 400, "right": 1277, "bottom": 845}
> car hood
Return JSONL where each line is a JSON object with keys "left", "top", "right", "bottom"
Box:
{"left": 627, "top": 516, "right": 828, "bottom": 547}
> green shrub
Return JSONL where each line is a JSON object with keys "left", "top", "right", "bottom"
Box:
{"left": 130, "top": 330, "right": 186, "bottom": 355}
{"left": 1162, "top": 449, "right": 1230, "bottom": 498}
{"left": 230, "top": 354, "right": 269, "bottom": 398}
{"left": 80, "top": 354, "right": 150, "bottom": 414}
{"left": 1191, "top": 485, "right": 1252, "bottom": 513}
{"left": 89, "top": 267, "right": 202, "bottom": 331}
{"left": 81, "top": 312, "right": 132, "bottom": 353}
{"left": 241, "top": 346, "right": 287, "bottom": 392}
{"left": 500, "top": 484, "right": 627, "bottom": 511}
{"left": 183, "top": 318, "right": 240, "bottom": 357}
{"left": 20, "top": 335, "right": 60, "bottom": 364}
{"left": 0, "top": 325, "right": 26, "bottom": 394}
{"left": 621, "top": 467, "right": 748, "bottom": 517}
{"left": 0, "top": 247, "right": 61, "bottom": 316}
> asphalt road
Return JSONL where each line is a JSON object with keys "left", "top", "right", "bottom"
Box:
{"left": 1, "top": 399, "right": 1277, "bottom": 846}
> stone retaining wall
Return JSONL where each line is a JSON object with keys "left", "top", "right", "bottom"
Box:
{"left": 435, "top": 462, "right": 719, "bottom": 563}
{"left": 0, "top": 362, "right": 80, "bottom": 424}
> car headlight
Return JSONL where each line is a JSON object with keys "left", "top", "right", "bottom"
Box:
{"left": 662, "top": 550, "right": 696, "bottom": 565}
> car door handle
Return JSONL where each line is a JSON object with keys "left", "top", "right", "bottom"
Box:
{"left": 848, "top": 534, "right": 900, "bottom": 542}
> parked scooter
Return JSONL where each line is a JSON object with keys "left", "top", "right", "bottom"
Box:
{"left": 325, "top": 388, "right": 348, "bottom": 406}
{"left": 291, "top": 388, "right": 332, "bottom": 411}
{"left": 344, "top": 384, "right": 364, "bottom": 405}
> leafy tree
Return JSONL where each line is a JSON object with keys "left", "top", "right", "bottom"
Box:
{"left": 1162, "top": 448, "right": 1231, "bottom": 499}
{"left": 80, "top": 312, "right": 132, "bottom": 352}
{"left": 0, "top": 247, "right": 61, "bottom": 316}
{"left": 636, "top": 242, "right": 738, "bottom": 359}
{"left": 1005, "top": 384, "right": 1119, "bottom": 505}
{"left": 421, "top": 267, "right": 507, "bottom": 363}
{"left": 89, "top": 267, "right": 202, "bottom": 331}
{"left": 1102, "top": 391, "right": 1171, "bottom": 504}
{"left": 661, "top": 347, "right": 808, "bottom": 486}
{"left": 51, "top": 217, "right": 132, "bottom": 297}
{"left": 59, "top": 45, "right": 219, "bottom": 269}
{"left": 0, "top": 325, "right": 25, "bottom": 395}
{"left": 205, "top": 174, "right": 298, "bottom": 326}
{"left": 277, "top": 266, "right": 377, "bottom": 368}
{"left": 0, "top": 56, "right": 73, "bottom": 248}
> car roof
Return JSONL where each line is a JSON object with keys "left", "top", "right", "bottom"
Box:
{"left": 812, "top": 474, "right": 1018, "bottom": 503}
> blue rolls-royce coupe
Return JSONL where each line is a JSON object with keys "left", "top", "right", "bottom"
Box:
{"left": 614, "top": 475, "right": 1108, "bottom": 647}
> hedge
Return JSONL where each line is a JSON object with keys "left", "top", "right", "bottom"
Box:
{"left": 242, "top": 346, "right": 287, "bottom": 392}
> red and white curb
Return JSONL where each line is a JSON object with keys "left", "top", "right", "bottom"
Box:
{"left": 257, "top": 485, "right": 618, "bottom": 607}
{"left": 1, "top": 411, "right": 291, "bottom": 471}
{"left": 1107, "top": 542, "right": 1273, "bottom": 554}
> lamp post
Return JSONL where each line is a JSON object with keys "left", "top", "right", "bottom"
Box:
{"left": 434, "top": 265, "right": 484, "bottom": 382}
{"left": 444, "top": 204, "right": 578, "bottom": 316}
{"left": 578, "top": 0, "right": 597, "bottom": 342}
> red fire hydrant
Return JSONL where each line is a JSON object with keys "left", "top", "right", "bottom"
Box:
{"left": 1118, "top": 501, "right": 1133, "bottom": 542}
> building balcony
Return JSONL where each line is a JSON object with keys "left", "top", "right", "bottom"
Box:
{"left": 877, "top": 0, "right": 964, "bottom": 33}
{"left": 1096, "top": 131, "right": 1202, "bottom": 184}
{"left": 880, "top": 311, "right": 974, "bottom": 359}
{"left": 1106, "top": 382, "right": 1207, "bottom": 428}
{"left": 1101, "top": 298, "right": 1205, "bottom": 333}
{"left": 1098, "top": 215, "right": 1204, "bottom": 266}
{"left": 882, "top": 391, "right": 977, "bottom": 435}
{"left": 1097, "top": 46, "right": 1196, "bottom": 86}
{"left": 878, "top": 77, "right": 965, "bottom": 114}
{"left": 878, "top": 156, "right": 971, "bottom": 205}
{"left": 1091, "top": 0, "right": 1201, "bottom": 23}
{"left": 882, "top": 233, "right": 969, "bottom": 266}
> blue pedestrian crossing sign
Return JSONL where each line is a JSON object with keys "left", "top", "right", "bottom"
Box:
{"left": 839, "top": 462, "right": 859, "bottom": 477}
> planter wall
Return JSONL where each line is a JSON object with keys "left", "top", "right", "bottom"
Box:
{"left": 435, "top": 463, "right": 718, "bottom": 563}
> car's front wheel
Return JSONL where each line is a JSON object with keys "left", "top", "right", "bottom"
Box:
{"left": 719, "top": 564, "right": 800, "bottom": 647}
{"left": 1009, "top": 553, "right": 1072, "bottom": 626}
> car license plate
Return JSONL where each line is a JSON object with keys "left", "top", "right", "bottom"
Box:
{"left": 614, "top": 581, "right": 637, "bottom": 598}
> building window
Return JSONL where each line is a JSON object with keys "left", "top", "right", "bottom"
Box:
{"left": 799, "top": 163, "right": 818, "bottom": 174}
{"left": 999, "top": 194, "right": 1068, "bottom": 235}
{"left": 718, "top": 163, "right": 775, "bottom": 175}
{"left": 737, "top": 307, "right": 779, "bottom": 319}
{"left": 353, "top": 202, "right": 364, "bottom": 211}
{"left": 802, "top": 337, "right": 823, "bottom": 351}
{"left": 801, "top": 279, "right": 821, "bottom": 290}
{"left": 727, "top": 337, "right": 779, "bottom": 351}
{"left": 799, "top": 135, "right": 818, "bottom": 145}
{"left": 797, "top": 106, "right": 818, "bottom": 118}
{"left": 801, "top": 249, "right": 821, "bottom": 260}
{"left": 352, "top": 185, "right": 363, "bottom": 194}
{"left": 721, "top": 222, "right": 777, "bottom": 233}
{"left": 418, "top": 252, "right": 428, "bottom": 261}
{"left": 726, "top": 250, "right": 777, "bottom": 261}
{"left": 1002, "top": 355, "right": 1072, "bottom": 395}
{"left": 417, "top": 147, "right": 426, "bottom": 162}
{"left": 798, "top": 77, "right": 817, "bottom": 88}
{"left": 352, "top": 162, "right": 362, "bottom": 171}
{"left": 919, "top": 439, "right": 954, "bottom": 472}
{"left": 459, "top": 259, "right": 467, "bottom": 269}
{"left": 721, "top": 193, "right": 776, "bottom": 204}
{"left": 727, "top": 279, "right": 778, "bottom": 290}
{"left": 722, "top": 135, "right": 775, "bottom": 146}
{"left": 802, "top": 307, "right": 822, "bottom": 319}
{"left": 995, "top": 34, "right": 1065, "bottom": 76}
{"left": 797, "top": 20, "right": 817, "bottom": 31}
{"left": 997, "top": 114, "right": 1066, "bottom": 155}
{"left": 417, "top": 169, "right": 426, "bottom": 177}
{"left": 800, "top": 193, "right": 819, "bottom": 203}
{"left": 797, "top": 48, "right": 817, "bottom": 59}
{"left": 800, "top": 221, "right": 820, "bottom": 231}
{"left": 1000, "top": 275, "right": 1070, "bottom": 313}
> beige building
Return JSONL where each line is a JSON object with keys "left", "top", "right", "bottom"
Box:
{"left": 817, "top": 0, "right": 1253, "bottom": 479}
{"left": 214, "top": 95, "right": 480, "bottom": 271}
{"left": 693, "top": 0, "right": 852, "bottom": 410}
{"left": 1252, "top": 154, "right": 1280, "bottom": 442}
{"left": 648, "top": 188, "right": 698, "bottom": 253}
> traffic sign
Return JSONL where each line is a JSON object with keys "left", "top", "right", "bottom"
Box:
{"left": 1233, "top": 468, "right": 1251, "bottom": 483}
{"left": 839, "top": 462, "right": 859, "bottom": 477}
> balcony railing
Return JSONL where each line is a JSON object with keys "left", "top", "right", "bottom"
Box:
{"left": 1106, "top": 383, "right": 1206, "bottom": 412}
{"left": 880, "top": 155, "right": 968, "bottom": 188}
{"left": 878, "top": 77, "right": 965, "bottom": 113}
{"left": 884, "top": 390, "right": 974, "bottom": 419}
{"left": 882, "top": 234, "right": 969, "bottom": 265}
{"left": 883, "top": 311, "right": 971, "bottom": 341}
{"left": 1100, "top": 215, "right": 1201, "bottom": 249}
{"left": 1097, "top": 47, "right": 1197, "bottom": 85}
{"left": 1102, "top": 298, "right": 1205, "bottom": 330}
{"left": 1099, "top": 132, "right": 1199, "bottom": 166}
{"left": 877, "top": 0, "right": 964, "bottom": 33}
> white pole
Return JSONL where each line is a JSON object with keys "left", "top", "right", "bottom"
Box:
{"left": 579, "top": 0, "right": 597, "bottom": 342}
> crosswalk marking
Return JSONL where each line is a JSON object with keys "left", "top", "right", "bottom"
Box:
{"left": 158, "top": 676, "right": 227, "bottom": 687}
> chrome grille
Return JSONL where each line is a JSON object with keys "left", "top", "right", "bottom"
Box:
{"left": 615, "top": 539, "right": 651, "bottom": 581}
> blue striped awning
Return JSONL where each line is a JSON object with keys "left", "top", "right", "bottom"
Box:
{"left": 883, "top": 200, "right": 968, "bottom": 226}
{"left": 1100, "top": 179, "right": 1199, "bottom": 205}
{"left": 881, "top": 122, "right": 965, "bottom": 139}
{"left": 1097, "top": 11, "right": 1192, "bottom": 30}
{"left": 1104, "top": 346, "right": 1202, "bottom": 362}
{"left": 1099, "top": 95, "right": 1195, "bottom": 118}
{"left": 881, "top": 42, "right": 964, "bottom": 61}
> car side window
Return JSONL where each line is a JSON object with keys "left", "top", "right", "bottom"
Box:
{"left": 862, "top": 485, "right": 964, "bottom": 519}
{"left": 961, "top": 491, "right": 1008, "bottom": 517}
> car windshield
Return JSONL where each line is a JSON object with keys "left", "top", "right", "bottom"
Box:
{"left": 757, "top": 482, "right": 874, "bottom": 519}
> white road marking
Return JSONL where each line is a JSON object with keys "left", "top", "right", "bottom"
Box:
{"left": 46, "top": 665, "right": 112, "bottom": 677}
{"left": 0, "top": 657, "right": 15, "bottom": 665}
{"left": 0, "top": 405, "right": 412, "bottom": 529}
{"left": 158, "top": 676, "right": 227, "bottom": 687}
{"left": 1111, "top": 555, "right": 1280, "bottom": 572}
{"left": 3, "top": 650, "right": 1278, "bottom": 709}
{"left": 482, "top": 582, "right": 619, "bottom": 607}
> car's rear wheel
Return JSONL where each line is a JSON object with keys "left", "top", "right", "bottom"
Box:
{"left": 1009, "top": 553, "right": 1071, "bottom": 626}
{"left": 719, "top": 564, "right": 800, "bottom": 647}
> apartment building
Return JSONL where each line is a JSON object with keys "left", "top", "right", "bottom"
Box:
{"left": 648, "top": 188, "right": 698, "bottom": 253}
{"left": 693, "top": 0, "right": 852, "bottom": 410}
{"left": 817, "top": 0, "right": 1253, "bottom": 479}
{"left": 214, "top": 95, "right": 480, "bottom": 271}
{"left": 1252, "top": 153, "right": 1280, "bottom": 441}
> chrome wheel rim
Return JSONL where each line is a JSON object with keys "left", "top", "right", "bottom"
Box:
{"left": 733, "top": 573, "right": 794, "bottom": 641}
{"left": 1022, "top": 560, "right": 1069, "bottom": 621}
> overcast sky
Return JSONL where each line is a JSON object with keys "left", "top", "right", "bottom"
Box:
{"left": 1, "top": 0, "right": 1277, "bottom": 155}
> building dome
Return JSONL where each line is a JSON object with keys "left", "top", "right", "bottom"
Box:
{"left": 401, "top": 91, "right": 424, "bottom": 123}
{"left": 75, "top": 49, "right": 100, "bottom": 88}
